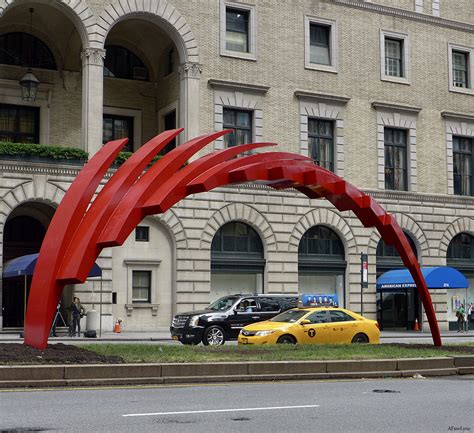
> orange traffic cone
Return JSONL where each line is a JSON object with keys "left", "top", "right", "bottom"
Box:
{"left": 413, "top": 318, "right": 420, "bottom": 331}
{"left": 113, "top": 320, "right": 121, "bottom": 333}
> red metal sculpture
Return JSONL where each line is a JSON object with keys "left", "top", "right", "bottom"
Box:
{"left": 24, "top": 130, "right": 442, "bottom": 349}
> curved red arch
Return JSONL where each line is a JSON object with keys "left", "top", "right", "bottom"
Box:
{"left": 24, "top": 131, "right": 442, "bottom": 349}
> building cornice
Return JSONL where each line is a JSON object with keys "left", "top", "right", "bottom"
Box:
{"left": 441, "top": 111, "right": 474, "bottom": 122}
{"left": 221, "top": 183, "right": 474, "bottom": 206}
{"left": 0, "top": 162, "right": 472, "bottom": 207}
{"left": 324, "top": 0, "right": 474, "bottom": 33}
{"left": 295, "top": 90, "right": 351, "bottom": 104}
{"left": 372, "top": 101, "right": 422, "bottom": 114}
{"left": 208, "top": 79, "right": 270, "bottom": 94}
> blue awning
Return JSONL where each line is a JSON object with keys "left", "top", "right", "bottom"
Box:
{"left": 2, "top": 253, "right": 102, "bottom": 278}
{"left": 376, "top": 267, "right": 469, "bottom": 290}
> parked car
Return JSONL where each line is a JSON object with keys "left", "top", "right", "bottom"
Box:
{"left": 237, "top": 307, "right": 380, "bottom": 345}
{"left": 170, "top": 294, "right": 298, "bottom": 346}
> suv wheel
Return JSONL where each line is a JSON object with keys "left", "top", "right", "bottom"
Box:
{"left": 202, "top": 325, "right": 226, "bottom": 346}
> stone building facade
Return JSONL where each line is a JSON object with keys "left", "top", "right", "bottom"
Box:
{"left": 0, "top": 0, "right": 473, "bottom": 333}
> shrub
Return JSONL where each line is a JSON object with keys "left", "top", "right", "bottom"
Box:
{"left": 0, "top": 142, "right": 88, "bottom": 161}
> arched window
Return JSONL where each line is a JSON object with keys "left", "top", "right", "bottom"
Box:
{"left": 298, "top": 226, "right": 344, "bottom": 257}
{"left": 447, "top": 233, "right": 474, "bottom": 261}
{"left": 376, "top": 233, "right": 417, "bottom": 261}
{"left": 104, "top": 45, "right": 148, "bottom": 81}
{"left": 211, "top": 221, "right": 263, "bottom": 257}
{"left": 211, "top": 221, "right": 264, "bottom": 297}
{"left": 298, "top": 226, "right": 346, "bottom": 306}
{"left": 0, "top": 32, "right": 56, "bottom": 70}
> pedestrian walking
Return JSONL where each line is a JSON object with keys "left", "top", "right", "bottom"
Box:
{"left": 68, "top": 297, "right": 86, "bottom": 337}
{"left": 456, "top": 303, "right": 465, "bottom": 333}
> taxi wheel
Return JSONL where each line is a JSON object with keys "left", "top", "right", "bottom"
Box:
{"left": 202, "top": 325, "right": 226, "bottom": 346}
{"left": 277, "top": 335, "right": 296, "bottom": 344}
{"left": 351, "top": 333, "right": 369, "bottom": 344}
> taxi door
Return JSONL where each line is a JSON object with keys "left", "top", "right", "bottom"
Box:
{"left": 297, "top": 310, "right": 331, "bottom": 344}
{"left": 328, "top": 310, "right": 358, "bottom": 343}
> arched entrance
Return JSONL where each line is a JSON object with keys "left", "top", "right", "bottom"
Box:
{"left": 2, "top": 202, "right": 54, "bottom": 327}
{"left": 376, "top": 233, "right": 420, "bottom": 330}
{"left": 447, "top": 233, "right": 474, "bottom": 329}
{"left": 102, "top": 17, "right": 182, "bottom": 152}
{"left": 0, "top": 2, "right": 84, "bottom": 147}
{"left": 211, "top": 221, "right": 264, "bottom": 298}
{"left": 298, "top": 226, "right": 346, "bottom": 305}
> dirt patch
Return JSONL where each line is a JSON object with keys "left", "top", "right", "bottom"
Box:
{"left": 0, "top": 343, "right": 124, "bottom": 365}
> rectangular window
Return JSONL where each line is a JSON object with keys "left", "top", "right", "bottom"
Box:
{"left": 0, "top": 104, "right": 39, "bottom": 143}
{"left": 452, "top": 51, "right": 469, "bottom": 88}
{"left": 310, "top": 23, "right": 331, "bottom": 65}
{"left": 159, "top": 110, "right": 177, "bottom": 155}
{"left": 226, "top": 7, "right": 249, "bottom": 53}
{"left": 380, "top": 31, "right": 410, "bottom": 84}
{"left": 305, "top": 16, "right": 337, "bottom": 73}
{"left": 453, "top": 136, "right": 473, "bottom": 196}
{"left": 135, "top": 226, "right": 149, "bottom": 242}
{"left": 308, "top": 119, "right": 334, "bottom": 171}
{"left": 132, "top": 270, "right": 151, "bottom": 303}
{"left": 103, "top": 114, "right": 134, "bottom": 152}
{"left": 385, "top": 38, "right": 403, "bottom": 77}
{"left": 223, "top": 108, "right": 252, "bottom": 148}
{"left": 384, "top": 128, "right": 408, "bottom": 191}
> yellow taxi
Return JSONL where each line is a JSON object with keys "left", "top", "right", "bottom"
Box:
{"left": 237, "top": 307, "right": 380, "bottom": 345}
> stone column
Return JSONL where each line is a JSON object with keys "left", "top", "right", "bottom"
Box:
{"left": 81, "top": 48, "right": 106, "bottom": 157}
{"left": 179, "top": 62, "right": 202, "bottom": 142}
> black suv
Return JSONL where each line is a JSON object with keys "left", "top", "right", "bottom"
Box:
{"left": 170, "top": 294, "right": 298, "bottom": 346}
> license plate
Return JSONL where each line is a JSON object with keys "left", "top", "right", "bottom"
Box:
{"left": 241, "top": 337, "right": 248, "bottom": 344}
{"left": 172, "top": 335, "right": 179, "bottom": 340}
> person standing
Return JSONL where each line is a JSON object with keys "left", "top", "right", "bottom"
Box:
{"left": 456, "top": 303, "right": 465, "bottom": 333}
{"left": 467, "top": 303, "right": 473, "bottom": 332}
{"left": 68, "top": 297, "right": 86, "bottom": 337}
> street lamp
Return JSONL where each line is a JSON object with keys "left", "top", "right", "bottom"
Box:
{"left": 19, "top": 8, "right": 39, "bottom": 101}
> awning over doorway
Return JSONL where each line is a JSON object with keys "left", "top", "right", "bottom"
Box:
{"left": 2, "top": 253, "right": 102, "bottom": 278}
{"left": 377, "top": 267, "right": 469, "bottom": 290}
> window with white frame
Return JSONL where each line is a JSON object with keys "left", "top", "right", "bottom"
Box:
{"left": 296, "top": 91, "right": 349, "bottom": 178}
{"left": 209, "top": 80, "right": 267, "bottom": 151}
{"left": 220, "top": 1, "right": 256, "bottom": 60}
{"left": 384, "top": 127, "right": 408, "bottom": 191}
{"left": 453, "top": 136, "right": 473, "bottom": 196}
{"left": 308, "top": 118, "right": 334, "bottom": 171}
{"left": 305, "top": 16, "right": 338, "bottom": 73}
{"left": 223, "top": 108, "right": 252, "bottom": 147}
{"left": 380, "top": 30, "right": 410, "bottom": 84}
{"left": 132, "top": 270, "right": 151, "bottom": 303}
{"left": 448, "top": 44, "right": 473, "bottom": 94}
{"left": 373, "top": 102, "right": 420, "bottom": 192}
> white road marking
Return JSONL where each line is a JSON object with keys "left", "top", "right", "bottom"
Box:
{"left": 123, "top": 404, "right": 320, "bottom": 417}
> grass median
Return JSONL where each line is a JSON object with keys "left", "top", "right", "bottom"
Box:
{"left": 80, "top": 343, "right": 474, "bottom": 363}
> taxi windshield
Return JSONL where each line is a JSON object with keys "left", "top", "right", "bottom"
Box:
{"left": 270, "top": 309, "right": 308, "bottom": 323}
{"left": 207, "top": 295, "right": 240, "bottom": 311}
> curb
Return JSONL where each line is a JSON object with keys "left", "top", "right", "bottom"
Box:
{"left": 0, "top": 356, "right": 473, "bottom": 388}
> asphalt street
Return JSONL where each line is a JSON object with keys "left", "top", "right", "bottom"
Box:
{"left": 0, "top": 376, "right": 473, "bottom": 433}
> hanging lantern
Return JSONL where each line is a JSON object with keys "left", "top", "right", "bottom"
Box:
{"left": 19, "top": 68, "right": 40, "bottom": 101}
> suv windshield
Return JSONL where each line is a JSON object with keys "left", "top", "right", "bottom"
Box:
{"left": 270, "top": 309, "right": 308, "bottom": 323}
{"left": 207, "top": 295, "right": 241, "bottom": 311}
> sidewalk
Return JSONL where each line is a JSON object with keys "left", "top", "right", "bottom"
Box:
{"left": 0, "top": 329, "right": 473, "bottom": 343}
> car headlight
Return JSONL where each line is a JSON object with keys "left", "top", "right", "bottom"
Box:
{"left": 255, "top": 330, "right": 275, "bottom": 336}
{"left": 188, "top": 316, "right": 200, "bottom": 327}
